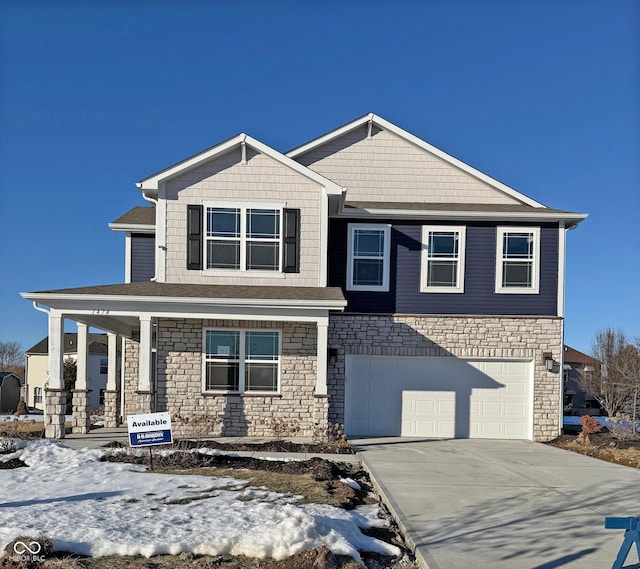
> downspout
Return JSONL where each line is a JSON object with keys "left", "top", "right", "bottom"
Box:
{"left": 141, "top": 191, "right": 159, "bottom": 282}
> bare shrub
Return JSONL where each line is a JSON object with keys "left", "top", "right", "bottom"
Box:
{"left": 0, "top": 437, "right": 23, "bottom": 453}
{"left": 607, "top": 414, "right": 640, "bottom": 442}
{"left": 264, "top": 417, "right": 301, "bottom": 440}
{"left": 578, "top": 415, "right": 603, "bottom": 445}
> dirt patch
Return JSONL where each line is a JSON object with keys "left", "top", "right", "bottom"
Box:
{"left": 103, "top": 452, "right": 370, "bottom": 510}
{"left": 547, "top": 433, "right": 640, "bottom": 469}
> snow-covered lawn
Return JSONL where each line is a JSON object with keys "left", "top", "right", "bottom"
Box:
{"left": 0, "top": 440, "right": 399, "bottom": 564}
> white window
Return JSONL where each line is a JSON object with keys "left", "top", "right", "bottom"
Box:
{"left": 205, "top": 204, "right": 282, "bottom": 272}
{"left": 421, "top": 226, "right": 466, "bottom": 293}
{"left": 347, "top": 224, "right": 391, "bottom": 292}
{"left": 495, "top": 227, "right": 540, "bottom": 294}
{"left": 99, "top": 357, "right": 108, "bottom": 375}
{"left": 203, "top": 329, "right": 280, "bottom": 393}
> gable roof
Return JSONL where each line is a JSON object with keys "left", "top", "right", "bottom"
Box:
{"left": 564, "top": 345, "right": 599, "bottom": 366}
{"left": 287, "top": 113, "right": 546, "bottom": 208}
{"left": 26, "top": 333, "right": 109, "bottom": 356}
{"left": 109, "top": 206, "right": 156, "bottom": 233}
{"left": 0, "top": 372, "right": 23, "bottom": 387}
{"left": 136, "top": 133, "right": 344, "bottom": 196}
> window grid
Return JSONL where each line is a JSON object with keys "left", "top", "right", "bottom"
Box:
{"left": 495, "top": 227, "right": 540, "bottom": 294}
{"left": 347, "top": 224, "right": 391, "bottom": 292}
{"left": 205, "top": 205, "right": 282, "bottom": 272}
{"left": 203, "top": 329, "right": 280, "bottom": 393}
{"left": 421, "top": 226, "right": 466, "bottom": 293}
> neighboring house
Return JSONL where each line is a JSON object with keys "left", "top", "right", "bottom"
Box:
{"left": 562, "top": 345, "right": 602, "bottom": 416}
{"left": 0, "top": 372, "right": 23, "bottom": 413}
{"left": 25, "top": 333, "right": 118, "bottom": 411}
{"left": 21, "top": 113, "right": 587, "bottom": 441}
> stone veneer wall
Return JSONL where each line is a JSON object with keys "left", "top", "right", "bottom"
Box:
{"left": 154, "top": 318, "right": 322, "bottom": 437}
{"left": 327, "top": 314, "right": 563, "bottom": 442}
{"left": 123, "top": 338, "right": 140, "bottom": 418}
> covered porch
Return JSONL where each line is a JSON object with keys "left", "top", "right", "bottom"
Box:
{"left": 21, "top": 282, "right": 346, "bottom": 439}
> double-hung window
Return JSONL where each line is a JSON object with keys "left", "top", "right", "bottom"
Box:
{"left": 421, "top": 226, "right": 466, "bottom": 293}
{"left": 99, "top": 357, "right": 108, "bottom": 375}
{"left": 495, "top": 226, "right": 540, "bottom": 293}
{"left": 347, "top": 224, "right": 391, "bottom": 291}
{"left": 203, "top": 329, "right": 280, "bottom": 393}
{"left": 205, "top": 205, "right": 281, "bottom": 271}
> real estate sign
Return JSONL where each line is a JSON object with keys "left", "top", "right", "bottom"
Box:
{"left": 127, "top": 412, "right": 173, "bottom": 447}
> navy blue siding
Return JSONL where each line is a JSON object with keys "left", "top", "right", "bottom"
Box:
{"left": 328, "top": 220, "right": 558, "bottom": 316}
{"left": 131, "top": 233, "right": 155, "bottom": 282}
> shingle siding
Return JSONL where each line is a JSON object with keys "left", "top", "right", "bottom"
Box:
{"left": 130, "top": 233, "right": 155, "bottom": 283}
{"left": 296, "top": 126, "right": 522, "bottom": 205}
{"left": 329, "top": 220, "right": 559, "bottom": 315}
{"left": 163, "top": 147, "right": 322, "bottom": 287}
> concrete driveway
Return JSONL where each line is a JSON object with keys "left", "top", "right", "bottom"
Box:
{"left": 353, "top": 438, "right": 640, "bottom": 569}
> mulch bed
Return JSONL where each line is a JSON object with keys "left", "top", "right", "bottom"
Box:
{"left": 547, "top": 433, "right": 640, "bottom": 469}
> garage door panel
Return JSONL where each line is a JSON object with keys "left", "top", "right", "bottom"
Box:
{"left": 346, "top": 356, "right": 532, "bottom": 440}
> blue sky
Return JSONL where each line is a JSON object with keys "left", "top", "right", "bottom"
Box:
{"left": 0, "top": 0, "right": 638, "bottom": 355}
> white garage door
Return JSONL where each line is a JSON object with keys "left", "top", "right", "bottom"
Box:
{"left": 345, "top": 356, "right": 532, "bottom": 440}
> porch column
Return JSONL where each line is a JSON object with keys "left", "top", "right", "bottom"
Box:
{"left": 104, "top": 332, "right": 121, "bottom": 427}
{"left": 71, "top": 322, "right": 91, "bottom": 434}
{"left": 137, "top": 315, "right": 153, "bottom": 414}
{"left": 313, "top": 318, "right": 329, "bottom": 428}
{"left": 45, "top": 311, "right": 66, "bottom": 439}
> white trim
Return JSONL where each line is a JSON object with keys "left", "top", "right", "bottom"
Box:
{"left": 203, "top": 202, "right": 284, "bottom": 273}
{"left": 138, "top": 317, "right": 152, "bottom": 392}
{"left": 202, "top": 327, "right": 281, "bottom": 394}
{"left": 124, "top": 234, "right": 132, "bottom": 284}
{"left": 157, "top": 184, "right": 167, "bottom": 282}
{"left": 107, "top": 333, "right": 119, "bottom": 391}
{"left": 495, "top": 226, "right": 541, "bottom": 294}
{"left": 48, "top": 311, "right": 65, "bottom": 390}
{"left": 287, "top": 113, "right": 545, "bottom": 208}
{"left": 137, "top": 134, "right": 344, "bottom": 195}
{"left": 346, "top": 223, "right": 391, "bottom": 292}
{"left": 319, "top": 192, "right": 329, "bottom": 287}
{"left": 336, "top": 206, "right": 587, "bottom": 227}
{"left": 109, "top": 223, "right": 155, "bottom": 233}
{"left": 420, "top": 225, "right": 466, "bottom": 293}
{"left": 316, "top": 319, "right": 328, "bottom": 395}
{"left": 557, "top": 222, "right": 566, "bottom": 317}
{"left": 76, "top": 323, "right": 88, "bottom": 391}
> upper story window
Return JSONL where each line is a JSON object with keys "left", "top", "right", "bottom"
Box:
{"left": 206, "top": 206, "right": 281, "bottom": 271}
{"left": 495, "top": 226, "right": 540, "bottom": 294}
{"left": 347, "top": 224, "right": 391, "bottom": 292}
{"left": 99, "top": 357, "right": 108, "bottom": 375}
{"left": 203, "top": 329, "right": 280, "bottom": 393}
{"left": 187, "top": 204, "right": 300, "bottom": 274}
{"left": 421, "top": 226, "right": 466, "bottom": 293}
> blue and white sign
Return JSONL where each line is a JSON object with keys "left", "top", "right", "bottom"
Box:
{"left": 127, "top": 412, "right": 173, "bottom": 447}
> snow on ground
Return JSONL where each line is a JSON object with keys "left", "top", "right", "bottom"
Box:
{"left": 0, "top": 440, "right": 399, "bottom": 563}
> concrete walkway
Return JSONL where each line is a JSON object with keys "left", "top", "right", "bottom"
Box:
{"left": 353, "top": 437, "right": 640, "bottom": 569}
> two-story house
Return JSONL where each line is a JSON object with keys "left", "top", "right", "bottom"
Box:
{"left": 21, "top": 114, "right": 586, "bottom": 441}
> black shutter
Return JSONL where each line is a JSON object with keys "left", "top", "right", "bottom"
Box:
{"left": 187, "top": 205, "right": 203, "bottom": 270}
{"left": 282, "top": 208, "right": 300, "bottom": 273}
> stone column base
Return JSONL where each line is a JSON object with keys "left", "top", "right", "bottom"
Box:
{"left": 71, "top": 389, "right": 91, "bottom": 434}
{"left": 45, "top": 388, "right": 68, "bottom": 439}
{"left": 136, "top": 391, "right": 154, "bottom": 414}
{"left": 103, "top": 390, "right": 120, "bottom": 428}
{"left": 313, "top": 393, "right": 329, "bottom": 428}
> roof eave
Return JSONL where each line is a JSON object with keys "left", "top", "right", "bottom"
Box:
{"left": 335, "top": 207, "right": 588, "bottom": 227}
{"left": 108, "top": 223, "right": 156, "bottom": 233}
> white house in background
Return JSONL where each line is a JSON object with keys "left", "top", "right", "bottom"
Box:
{"left": 25, "top": 333, "right": 119, "bottom": 410}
